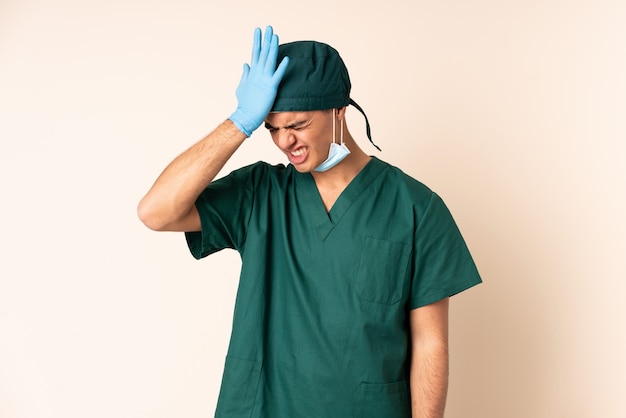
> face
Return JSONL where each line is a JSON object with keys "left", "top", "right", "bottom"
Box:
{"left": 264, "top": 110, "right": 335, "bottom": 173}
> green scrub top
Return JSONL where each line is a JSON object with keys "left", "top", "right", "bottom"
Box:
{"left": 186, "top": 157, "right": 481, "bottom": 418}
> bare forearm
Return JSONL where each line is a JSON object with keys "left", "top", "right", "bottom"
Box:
{"left": 409, "top": 299, "right": 450, "bottom": 418}
{"left": 137, "top": 119, "right": 246, "bottom": 230}
{"left": 410, "top": 341, "right": 449, "bottom": 418}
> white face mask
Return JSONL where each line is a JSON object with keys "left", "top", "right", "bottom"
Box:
{"left": 314, "top": 142, "right": 350, "bottom": 172}
{"left": 314, "top": 109, "right": 350, "bottom": 172}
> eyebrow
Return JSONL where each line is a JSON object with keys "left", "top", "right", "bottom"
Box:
{"left": 264, "top": 120, "right": 310, "bottom": 130}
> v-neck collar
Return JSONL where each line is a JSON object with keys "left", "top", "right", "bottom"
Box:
{"left": 296, "top": 157, "right": 387, "bottom": 241}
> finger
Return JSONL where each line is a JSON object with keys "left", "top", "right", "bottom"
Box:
{"left": 273, "top": 56, "right": 290, "bottom": 82}
{"left": 264, "top": 34, "right": 279, "bottom": 73}
{"left": 250, "top": 27, "right": 261, "bottom": 66}
{"left": 258, "top": 25, "right": 273, "bottom": 66}
{"left": 239, "top": 63, "right": 250, "bottom": 84}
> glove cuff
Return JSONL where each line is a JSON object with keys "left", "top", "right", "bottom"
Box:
{"left": 228, "top": 109, "right": 256, "bottom": 137}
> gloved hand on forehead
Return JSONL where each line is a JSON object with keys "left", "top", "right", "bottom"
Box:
{"left": 229, "top": 26, "right": 290, "bottom": 137}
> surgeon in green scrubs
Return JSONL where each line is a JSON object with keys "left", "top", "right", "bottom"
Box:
{"left": 138, "top": 26, "right": 482, "bottom": 418}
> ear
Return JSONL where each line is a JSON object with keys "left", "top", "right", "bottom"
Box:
{"left": 336, "top": 106, "right": 347, "bottom": 120}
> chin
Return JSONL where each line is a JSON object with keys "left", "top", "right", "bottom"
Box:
{"left": 292, "top": 164, "right": 314, "bottom": 173}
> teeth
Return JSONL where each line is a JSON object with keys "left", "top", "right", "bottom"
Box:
{"left": 291, "top": 148, "right": 306, "bottom": 156}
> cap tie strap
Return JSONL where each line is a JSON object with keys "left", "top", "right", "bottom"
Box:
{"left": 349, "top": 99, "right": 381, "bottom": 152}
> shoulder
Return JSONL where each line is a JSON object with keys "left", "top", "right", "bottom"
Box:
{"left": 229, "top": 160, "right": 289, "bottom": 177}
{"left": 373, "top": 157, "right": 435, "bottom": 203}
{"left": 222, "top": 161, "right": 293, "bottom": 186}
{"left": 371, "top": 158, "right": 460, "bottom": 226}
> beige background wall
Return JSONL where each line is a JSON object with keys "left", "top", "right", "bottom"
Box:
{"left": 1, "top": 0, "right": 625, "bottom": 417}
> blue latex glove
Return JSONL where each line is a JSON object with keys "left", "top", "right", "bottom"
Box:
{"left": 229, "top": 26, "right": 289, "bottom": 137}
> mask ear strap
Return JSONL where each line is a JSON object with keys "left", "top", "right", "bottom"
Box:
{"left": 333, "top": 108, "right": 337, "bottom": 145}
{"left": 340, "top": 117, "right": 344, "bottom": 145}
{"left": 349, "top": 99, "right": 381, "bottom": 151}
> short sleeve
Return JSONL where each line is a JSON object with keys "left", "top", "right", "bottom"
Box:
{"left": 409, "top": 193, "right": 482, "bottom": 309}
{"left": 185, "top": 164, "right": 258, "bottom": 259}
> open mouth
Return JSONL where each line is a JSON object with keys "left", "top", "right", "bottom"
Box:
{"left": 288, "top": 147, "right": 308, "bottom": 164}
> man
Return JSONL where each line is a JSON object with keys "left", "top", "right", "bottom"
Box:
{"left": 138, "top": 26, "right": 481, "bottom": 418}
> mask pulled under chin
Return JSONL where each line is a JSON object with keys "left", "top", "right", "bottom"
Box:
{"left": 314, "top": 142, "right": 351, "bottom": 172}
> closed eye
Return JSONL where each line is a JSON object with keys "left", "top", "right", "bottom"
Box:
{"left": 264, "top": 120, "right": 311, "bottom": 132}
{"left": 264, "top": 123, "right": 278, "bottom": 133}
{"left": 289, "top": 121, "right": 311, "bottom": 131}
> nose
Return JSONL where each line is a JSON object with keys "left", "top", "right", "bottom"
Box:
{"left": 274, "top": 128, "right": 297, "bottom": 150}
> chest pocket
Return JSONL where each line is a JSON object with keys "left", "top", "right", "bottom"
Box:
{"left": 355, "top": 236, "right": 411, "bottom": 305}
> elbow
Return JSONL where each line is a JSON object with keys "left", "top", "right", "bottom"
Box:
{"left": 137, "top": 197, "right": 169, "bottom": 231}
